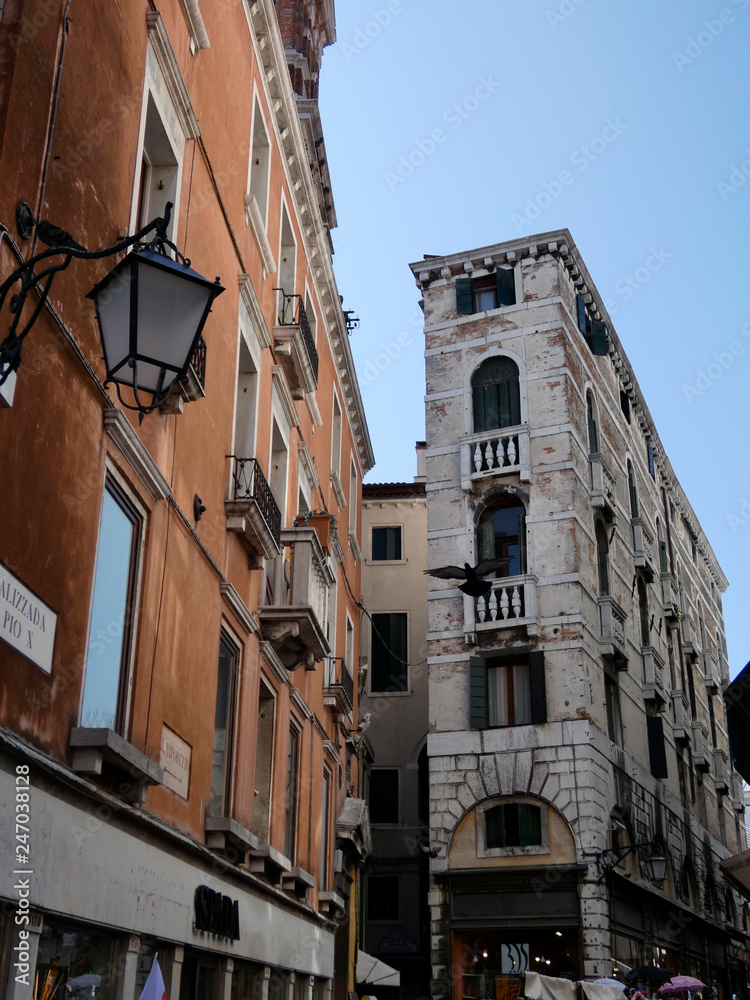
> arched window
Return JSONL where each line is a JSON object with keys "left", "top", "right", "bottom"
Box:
{"left": 628, "top": 461, "right": 639, "bottom": 518}
{"left": 586, "top": 390, "right": 598, "bottom": 454}
{"left": 477, "top": 495, "right": 526, "bottom": 578}
{"left": 472, "top": 357, "right": 521, "bottom": 432}
{"left": 596, "top": 520, "right": 610, "bottom": 595}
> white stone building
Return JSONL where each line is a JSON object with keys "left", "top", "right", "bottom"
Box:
{"left": 407, "top": 230, "right": 748, "bottom": 1000}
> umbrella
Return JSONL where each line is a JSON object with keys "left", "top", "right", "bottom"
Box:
{"left": 65, "top": 977, "right": 101, "bottom": 993}
{"left": 625, "top": 966, "right": 672, "bottom": 987}
{"left": 658, "top": 977, "right": 707, "bottom": 995}
{"left": 593, "top": 980, "right": 626, "bottom": 991}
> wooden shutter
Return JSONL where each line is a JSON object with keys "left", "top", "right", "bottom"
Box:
{"left": 517, "top": 513, "right": 527, "bottom": 575}
{"left": 529, "top": 650, "right": 546, "bottom": 724}
{"left": 591, "top": 319, "right": 608, "bottom": 355}
{"left": 647, "top": 716, "right": 669, "bottom": 779}
{"left": 576, "top": 294, "right": 587, "bottom": 333}
{"left": 497, "top": 267, "right": 516, "bottom": 307}
{"left": 469, "top": 656, "right": 488, "bottom": 729}
{"left": 456, "top": 277, "right": 473, "bottom": 315}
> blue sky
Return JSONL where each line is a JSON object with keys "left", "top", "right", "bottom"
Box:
{"left": 318, "top": 0, "right": 750, "bottom": 675}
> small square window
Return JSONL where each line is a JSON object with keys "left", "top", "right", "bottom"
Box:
{"left": 485, "top": 803, "right": 542, "bottom": 849}
{"left": 372, "top": 526, "right": 402, "bottom": 561}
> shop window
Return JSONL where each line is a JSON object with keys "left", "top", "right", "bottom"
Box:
{"left": 367, "top": 875, "right": 400, "bottom": 921}
{"left": 586, "top": 390, "right": 599, "bottom": 454}
{"left": 232, "top": 961, "right": 265, "bottom": 1000}
{"left": 285, "top": 724, "right": 301, "bottom": 860}
{"left": 476, "top": 495, "right": 527, "bottom": 579}
{"left": 370, "top": 612, "right": 408, "bottom": 692}
{"left": 472, "top": 356, "right": 521, "bottom": 432}
{"left": 605, "top": 674, "right": 623, "bottom": 746}
{"left": 209, "top": 633, "right": 238, "bottom": 818}
{"left": 369, "top": 768, "right": 399, "bottom": 824}
{"left": 484, "top": 802, "right": 542, "bottom": 849}
{"left": 456, "top": 268, "right": 516, "bottom": 315}
{"left": 470, "top": 652, "right": 546, "bottom": 730}
{"left": 80, "top": 477, "right": 143, "bottom": 732}
{"left": 267, "top": 970, "right": 289, "bottom": 1000}
{"left": 34, "top": 917, "right": 117, "bottom": 1000}
{"left": 371, "top": 525, "right": 402, "bottom": 561}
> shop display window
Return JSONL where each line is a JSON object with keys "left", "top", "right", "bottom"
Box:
{"left": 33, "top": 919, "right": 116, "bottom": 1000}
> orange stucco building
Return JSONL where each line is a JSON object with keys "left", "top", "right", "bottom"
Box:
{"left": 0, "top": 1, "right": 373, "bottom": 998}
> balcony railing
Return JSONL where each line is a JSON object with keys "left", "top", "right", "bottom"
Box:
{"left": 461, "top": 424, "right": 531, "bottom": 488}
{"left": 641, "top": 646, "right": 666, "bottom": 703}
{"left": 323, "top": 657, "right": 354, "bottom": 717}
{"left": 225, "top": 457, "right": 282, "bottom": 561}
{"left": 273, "top": 289, "right": 319, "bottom": 395}
{"left": 590, "top": 454, "right": 617, "bottom": 519}
{"left": 160, "top": 335, "right": 207, "bottom": 410}
{"left": 598, "top": 596, "right": 627, "bottom": 669}
{"left": 469, "top": 575, "right": 538, "bottom": 634}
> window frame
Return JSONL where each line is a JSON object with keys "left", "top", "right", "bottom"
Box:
{"left": 80, "top": 467, "right": 147, "bottom": 736}
{"left": 284, "top": 721, "right": 302, "bottom": 861}
{"left": 369, "top": 611, "right": 409, "bottom": 695}
{"left": 476, "top": 797, "right": 550, "bottom": 859}
{"left": 370, "top": 525, "right": 403, "bottom": 563}
{"left": 470, "top": 650, "right": 546, "bottom": 730}
{"left": 471, "top": 355, "right": 522, "bottom": 433}
{"left": 456, "top": 266, "right": 518, "bottom": 316}
{"left": 208, "top": 627, "right": 241, "bottom": 819}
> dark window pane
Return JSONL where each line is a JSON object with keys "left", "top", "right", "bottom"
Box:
{"left": 476, "top": 499, "right": 526, "bottom": 577}
{"left": 210, "top": 637, "right": 237, "bottom": 817}
{"left": 285, "top": 726, "right": 300, "bottom": 858}
{"left": 371, "top": 613, "right": 408, "bottom": 692}
{"left": 485, "top": 805, "right": 506, "bottom": 848}
{"left": 372, "top": 526, "right": 401, "bottom": 561}
{"left": 471, "top": 357, "right": 521, "bottom": 432}
{"left": 81, "top": 485, "right": 139, "bottom": 731}
{"left": 485, "top": 803, "right": 542, "bottom": 849}
{"left": 369, "top": 769, "right": 399, "bottom": 823}
{"left": 367, "top": 875, "right": 399, "bottom": 920}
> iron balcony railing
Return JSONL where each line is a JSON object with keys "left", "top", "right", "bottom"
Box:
{"left": 190, "top": 335, "right": 207, "bottom": 391}
{"left": 275, "top": 289, "right": 319, "bottom": 382}
{"left": 229, "top": 457, "right": 281, "bottom": 547}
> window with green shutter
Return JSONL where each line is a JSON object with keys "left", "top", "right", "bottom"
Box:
{"left": 456, "top": 269, "right": 517, "bottom": 315}
{"left": 576, "top": 294, "right": 608, "bottom": 355}
{"left": 485, "top": 802, "right": 543, "bottom": 848}
{"left": 472, "top": 356, "right": 521, "bottom": 432}
{"left": 469, "top": 650, "right": 546, "bottom": 729}
{"left": 372, "top": 525, "right": 402, "bottom": 561}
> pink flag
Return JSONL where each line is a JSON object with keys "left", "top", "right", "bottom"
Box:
{"left": 138, "top": 958, "right": 167, "bottom": 1000}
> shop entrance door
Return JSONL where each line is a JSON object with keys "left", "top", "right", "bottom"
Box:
{"left": 180, "top": 953, "right": 219, "bottom": 1000}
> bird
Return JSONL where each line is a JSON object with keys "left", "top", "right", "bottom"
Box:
{"left": 35, "top": 219, "right": 87, "bottom": 252}
{"left": 423, "top": 558, "right": 510, "bottom": 598}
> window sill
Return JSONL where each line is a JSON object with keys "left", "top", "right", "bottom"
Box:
{"left": 205, "top": 815, "right": 258, "bottom": 857}
{"left": 281, "top": 866, "right": 315, "bottom": 901}
{"left": 69, "top": 727, "right": 164, "bottom": 802}
{"left": 319, "top": 890, "right": 346, "bottom": 919}
{"left": 248, "top": 843, "right": 292, "bottom": 884}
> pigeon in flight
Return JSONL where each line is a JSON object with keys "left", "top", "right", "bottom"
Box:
{"left": 36, "top": 220, "right": 87, "bottom": 252}
{"left": 424, "top": 558, "right": 510, "bottom": 598}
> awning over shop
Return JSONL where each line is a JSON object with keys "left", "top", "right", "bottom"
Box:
{"left": 724, "top": 662, "right": 750, "bottom": 783}
{"left": 356, "top": 951, "right": 400, "bottom": 987}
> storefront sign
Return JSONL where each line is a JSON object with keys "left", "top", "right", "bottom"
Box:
{"left": 0, "top": 563, "right": 57, "bottom": 673}
{"left": 194, "top": 885, "right": 240, "bottom": 940}
{"left": 160, "top": 725, "right": 191, "bottom": 798}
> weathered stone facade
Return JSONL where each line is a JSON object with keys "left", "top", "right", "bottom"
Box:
{"left": 409, "top": 231, "right": 746, "bottom": 1000}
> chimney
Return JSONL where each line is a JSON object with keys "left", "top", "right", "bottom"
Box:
{"left": 414, "top": 441, "right": 427, "bottom": 483}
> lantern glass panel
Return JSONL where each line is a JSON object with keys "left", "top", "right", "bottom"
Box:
{"left": 135, "top": 257, "right": 212, "bottom": 373}
{"left": 95, "top": 259, "right": 135, "bottom": 383}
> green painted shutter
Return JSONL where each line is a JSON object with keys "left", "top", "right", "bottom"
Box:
{"left": 647, "top": 716, "right": 669, "bottom": 779}
{"left": 456, "top": 277, "right": 473, "bottom": 315}
{"left": 576, "top": 295, "right": 587, "bottom": 333}
{"left": 529, "top": 650, "right": 546, "bottom": 724}
{"left": 469, "top": 656, "right": 488, "bottom": 729}
{"left": 497, "top": 268, "right": 516, "bottom": 307}
{"left": 591, "top": 320, "right": 608, "bottom": 355}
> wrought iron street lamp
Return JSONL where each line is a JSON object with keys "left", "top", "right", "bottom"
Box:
{"left": 0, "top": 202, "right": 224, "bottom": 415}
{"left": 584, "top": 840, "right": 668, "bottom": 886}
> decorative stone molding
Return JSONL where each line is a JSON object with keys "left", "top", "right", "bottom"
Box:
{"left": 220, "top": 582, "right": 258, "bottom": 634}
{"left": 104, "top": 410, "right": 171, "bottom": 501}
{"left": 146, "top": 13, "right": 201, "bottom": 139}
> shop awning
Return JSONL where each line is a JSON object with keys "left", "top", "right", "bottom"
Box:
{"left": 356, "top": 951, "right": 400, "bottom": 987}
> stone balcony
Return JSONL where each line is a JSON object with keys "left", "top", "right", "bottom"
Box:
{"left": 681, "top": 614, "right": 699, "bottom": 661}
{"left": 691, "top": 721, "right": 711, "bottom": 771}
{"left": 700, "top": 649, "right": 721, "bottom": 692}
{"left": 660, "top": 573, "right": 679, "bottom": 619}
{"left": 598, "top": 596, "right": 628, "bottom": 669}
{"left": 460, "top": 423, "right": 531, "bottom": 489}
{"left": 590, "top": 454, "right": 617, "bottom": 522}
{"left": 671, "top": 690, "right": 691, "bottom": 746}
{"left": 631, "top": 517, "right": 656, "bottom": 581}
{"left": 323, "top": 655, "right": 355, "bottom": 720}
{"left": 257, "top": 526, "right": 333, "bottom": 670}
{"left": 712, "top": 748, "right": 730, "bottom": 794}
{"left": 466, "top": 574, "right": 538, "bottom": 637}
{"left": 641, "top": 646, "right": 666, "bottom": 704}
